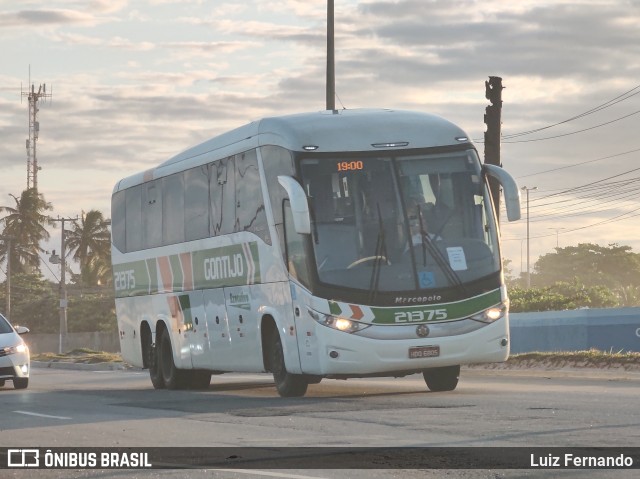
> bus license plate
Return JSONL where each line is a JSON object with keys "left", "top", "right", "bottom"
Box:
{"left": 409, "top": 346, "right": 440, "bottom": 359}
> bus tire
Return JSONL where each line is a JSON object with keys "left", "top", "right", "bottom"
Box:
{"left": 422, "top": 365, "right": 460, "bottom": 392}
{"left": 148, "top": 341, "right": 165, "bottom": 389}
{"left": 0, "top": 379, "right": 5, "bottom": 387}
{"left": 13, "top": 378, "right": 29, "bottom": 389}
{"left": 159, "top": 328, "right": 184, "bottom": 390}
{"left": 269, "top": 330, "right": 308, "bottom": 398}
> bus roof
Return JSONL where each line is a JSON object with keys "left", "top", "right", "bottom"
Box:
{"left": 114, "top": 109, "right": 472, "bottom": 192}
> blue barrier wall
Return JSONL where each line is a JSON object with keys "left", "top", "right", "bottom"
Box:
{"left": 509, "top": 307, "right": 640, "bottom": 353}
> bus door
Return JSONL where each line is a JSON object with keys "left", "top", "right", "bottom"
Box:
{"left": 176, "top": 290, "right": 211, "bottom": 370}
{"left": 203, "top": 289, "right": 232, "bottom": 370}
{"left": 224, "top": 285, "right": 262, "bottom": 371}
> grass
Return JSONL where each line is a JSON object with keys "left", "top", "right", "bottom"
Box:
{"left": 31, "top": 348, "right": 640, "bottom": 370}
{"left": 32, "top": 348, "right": 123, "bottom": 364}
{"left": 505, "top": 349, "right": 640, "bottom": 369}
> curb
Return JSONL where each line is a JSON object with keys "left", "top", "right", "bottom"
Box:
{"left": 463, "top": 366, "right": 640, "bottom": 381}
{"left": 31, "top": 361, "right": 131, "bottom": 371}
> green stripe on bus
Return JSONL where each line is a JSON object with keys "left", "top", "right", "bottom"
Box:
{"left": 113, "top": 242, "right": 261, "bottom": 298}
{"left": 326, "top": 289, "right": 502, "bottom": 324}
{"left": 145, "top": 258, "right": 158, "bottom": 294}
{"left": 369, "top": 289, "right": 502, "bottom": 324}
{"left": 169, "top": 255, "right": 183, "bottom": 291}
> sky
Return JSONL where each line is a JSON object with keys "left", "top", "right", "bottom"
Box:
{"left": 1, "top": 0, "right": 640, "bottom": 281}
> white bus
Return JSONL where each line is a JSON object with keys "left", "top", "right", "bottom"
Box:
{"left": 111, "top": 109, "right": 521, "bottom": 397}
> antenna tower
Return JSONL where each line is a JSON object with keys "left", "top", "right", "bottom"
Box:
{"left": 22, "top": 78, "right": 52, "bottom": 191}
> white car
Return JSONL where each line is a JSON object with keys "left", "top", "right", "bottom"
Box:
{"left": 0, "top": 312, "right": 30, "bottom": 389}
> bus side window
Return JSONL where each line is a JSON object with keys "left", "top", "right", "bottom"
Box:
{"left": 260, "top": 145, "right": 295, "bottom": 264}
{"left": 112, "top": 190, "right": 126, "bottom": 252}
{"left": 283, "top": 200, "right": 311, "bottom": 287}
{"left": 184, "top": 165, "right": 210, "bottom": 241}
{"left": 143, "top": 180, "right": 162, "bottom": 249}
{"left": 235, "top": 150, "right": 270, "bottom": 244}
{"left": 125, "top": 185, "right": 143, "bottom": 252}
{"left": 210, "top": 156, "right": 236, "bottom": 237}
{"left": 162, "top": 173, "right": 185, "bottom": 245}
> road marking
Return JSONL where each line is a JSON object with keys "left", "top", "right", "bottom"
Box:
{"left": 14, "top": 410, "right": 71, "bottom": 420}
{"left": 214, "top": 469, "right": 328, "bottom": 479}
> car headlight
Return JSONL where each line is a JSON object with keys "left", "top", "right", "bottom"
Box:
{"left": 308, "top": 309, "right": 370, "bottom": 334}
{"left": 4, "top": 342, "right": 28, "bottom": 355}
{"left": 470, "top": 303, "right": 507, "bottom": 323}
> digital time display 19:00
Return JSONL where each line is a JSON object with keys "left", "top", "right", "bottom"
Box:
{"left": 337, "top": 160, "right": 364, "bottom": 171}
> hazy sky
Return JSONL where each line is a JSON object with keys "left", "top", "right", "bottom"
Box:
{"left": 1, "top": 0, "right": 640, "bottom": 279}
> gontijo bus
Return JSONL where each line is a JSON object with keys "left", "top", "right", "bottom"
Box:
{"left": 111, "top": 109, "right": 521, "bottom": 397}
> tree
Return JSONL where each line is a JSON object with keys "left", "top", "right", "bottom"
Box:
{"left": 0, "top": 273, "right": 58, "bottom": 332}
{"left": 0, "top": 188, "right": 55, "bottom": 274}
{"left": 531, "top": 243, "right": 640, "bottom": 305}
{"left": 509, "top": 280, "right": 618, "bottom": 312}
{"left": 65, "top": 210, "right": 112, "bottom": 286}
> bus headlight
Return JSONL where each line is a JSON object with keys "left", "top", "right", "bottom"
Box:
{"left": 470, "top": 303, "right": 507, "bottom": 324}
{"left": 308, "top": 309, "right": 370, "bottom": 334}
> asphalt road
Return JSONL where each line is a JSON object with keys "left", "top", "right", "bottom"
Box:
{"left": 1, "top": 366, "right": 639, "bottom": 479}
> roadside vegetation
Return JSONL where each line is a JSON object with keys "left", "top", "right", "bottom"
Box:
{"left": 505, "top": 243, "right": 640, "bottom": 311}
{"left": 32, "top": 348, "right": 122, "bottom": 364}
{"left": 0, "top": 188, "right": 114, "bottom": 332}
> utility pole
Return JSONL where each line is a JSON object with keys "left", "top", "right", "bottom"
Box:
{"left": 521, "top": 186, "right": 537, "bottom": 288}
{"left": 326, "top": 0, "right": 336, "bottom": 111}
{"left": 548, "top": 228, "right": 566, "bottom": 248}
{"left": 49, "top": 216, "right": 77, "bottom": 353}
{"left": 1, "top": 236, "right": 12, "bottom": 320}
{"left": 484, "top": 76, "right": 504, "bottom": 221}
{"left": 22, "top": 72, "right": 52, "bottom": 191}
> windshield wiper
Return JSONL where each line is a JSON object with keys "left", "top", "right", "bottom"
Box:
{"left": 368, "top": 203, "right": 388, "bottom": 303}
{"left": 411, "top": 205, "right": 468, "bottom": 296}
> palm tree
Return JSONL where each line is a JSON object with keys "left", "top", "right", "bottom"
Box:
{"left": 65, "top": 209, "right": 112, "bottom": 286}
{"left": 0, "top": 188, "right": 55, "bottom": 274}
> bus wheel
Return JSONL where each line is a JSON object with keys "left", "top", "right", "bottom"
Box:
{"left": 13, "top": 378, "right": 29, "bottom": 389}
{"left": 269, "top": 330, "right": 308, "bottom": 398}
{"left": 422, "top": 365, "right": 460, "bottom": 392}
{"left": 159, "top": 328, "right": 184, "bottom": 390}
{"left": 148, "top": 341, "right": 165, "bottom": 389}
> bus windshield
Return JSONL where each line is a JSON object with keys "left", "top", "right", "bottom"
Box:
{"left": 299, "top": 150, "right": 500, "bottom": 294}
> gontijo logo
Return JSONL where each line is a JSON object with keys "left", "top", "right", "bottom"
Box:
{"left": 203, "top": 253, "right": 244, "bottom": 280}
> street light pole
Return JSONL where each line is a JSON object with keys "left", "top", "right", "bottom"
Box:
{"left": 521, "top": 186, "right": 537, "bottom": 288}
{"left": 49, "top": 216, "right": 78, "bottom": 353}
{"left": 326, "top": 0, "right": 335, "bottom": 111}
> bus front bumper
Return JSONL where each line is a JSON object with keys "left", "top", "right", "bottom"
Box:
{"left": 302, "top": 317, "right": 509, "bottom": 377}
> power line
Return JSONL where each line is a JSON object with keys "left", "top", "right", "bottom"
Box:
{"left": 534, "top": 166, "right": 640, "bottom": 201}
{"left": 501, "top": 83, "right": 640, "bottom": 140}
{"left": 528, "top": 177, "right": 640, "bottom": 210}
{"left": 474, "top": 83, "right": 640, "bottom": 143}
{"left": 516, "top": 147, "right": 640, "bottom": 179}
{"left": 502, "top": 108, "right": 640, "bottom": 144}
